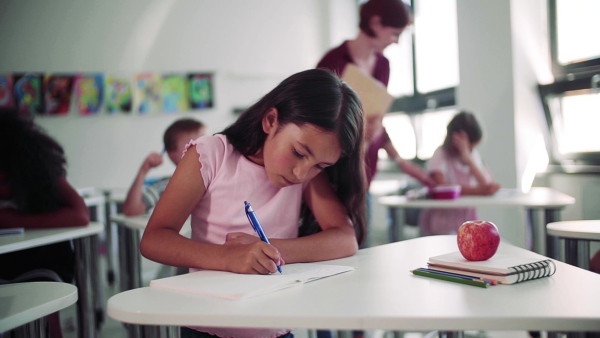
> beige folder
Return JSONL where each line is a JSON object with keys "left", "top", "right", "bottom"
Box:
{"left": 341, "top": 63, "right": 394, "bottom": 117}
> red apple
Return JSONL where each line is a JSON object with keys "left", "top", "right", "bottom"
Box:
{"left": 457, "top": 220, "right": 500, "bottom": 261}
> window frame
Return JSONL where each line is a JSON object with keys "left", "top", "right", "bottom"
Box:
{"left": 539, "top": 0, "right": 600, "bottom": 166}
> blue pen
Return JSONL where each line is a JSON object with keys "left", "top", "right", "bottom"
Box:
{"left": 244, "top": 201, "right": 282, "bottom": 274}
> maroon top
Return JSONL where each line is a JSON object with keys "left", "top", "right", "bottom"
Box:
{"left": 317, "top": 41, "right": 392, "bottom": 184}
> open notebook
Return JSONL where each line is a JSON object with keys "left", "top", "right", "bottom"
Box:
{"left": 427, "top": 251, "right": 556, "bottom": 285}
{"left": 150, "top": 263, "right": 354, "bottom": 300}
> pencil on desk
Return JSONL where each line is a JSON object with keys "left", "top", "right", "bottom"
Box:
{"left": 412, "top": 268, "right": 489, "bottom": 288}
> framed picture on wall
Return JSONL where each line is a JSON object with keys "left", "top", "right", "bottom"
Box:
{"left": 0, "top": 74, "right": 15, "bottom": 110}
{"left": 162, "top": 73, "right": 189, "bottom": 113}
{"left": 13, "top": 73, "right": 44, "bottom": 116}
{"left": 74, "top": 73, "right": 104, "bottom": 116}
{"left": 135, "top": 73, "right": 162, "bottom": 114}
{"left": 105, "top": 75, "right": 133, "bottom": 114}
{"left": 43, "top": 74, "right": 74, "bottom": 116}
{"left": 188, "top": 72, "right": 213, "bottom": 110}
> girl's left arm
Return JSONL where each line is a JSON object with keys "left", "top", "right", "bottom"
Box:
{"left": 269, "top": 171, "right": 358, "bottom": 263}
{"left": 0, "top": 177, "right": 90, "bottom": 229}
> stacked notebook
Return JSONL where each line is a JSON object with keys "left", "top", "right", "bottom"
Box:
{"left": 412, "top": 251, "right": 556, "bottom": 287}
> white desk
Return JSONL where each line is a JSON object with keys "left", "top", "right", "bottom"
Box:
{"left": 378, "top": 187, "right": 576, "bottom": 257}
{"left": 107, "top": 235, "right": 600, "bottom": 335}
{"left": 547, "top": 220, "right": 600, "bottom": 270}
{"left": 0, "top": 222, "right": 103, "bottom": 338}
{"left": 0, "top": 282, "right": 77, "bottom": 334}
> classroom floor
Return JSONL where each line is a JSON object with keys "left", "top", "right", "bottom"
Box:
{"left": 60, "top": 203, "right": 533, "bottom": 338}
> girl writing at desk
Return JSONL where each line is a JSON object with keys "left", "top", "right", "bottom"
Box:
{"left": 140, "top": 69, "right": 366, "bottom": 338}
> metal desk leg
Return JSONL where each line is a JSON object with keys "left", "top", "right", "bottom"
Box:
{"left": 527, "top": 209, "right": 544, "bottom": 254}
{"left": 117, "top": 225, "right": 142, "bottom": 291}
{"left": 388, "top": 207, "right": 405, "bottom": 243}
{"left": 565, "top": 238, "right": 590, "bottom": 270}
{"left": 103, "top": 192, "right": 116, "bottom": 286}
{"left": 544, "top": 208, "right": 561, "bottom": 259}
{"left": 74, "top": 235, "right": 98, "bottom": 338}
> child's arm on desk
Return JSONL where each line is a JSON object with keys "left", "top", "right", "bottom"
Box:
{"left": 122, "top": 152, "right": 163, "bottom": 216}
{"left": 0, "top": 177, "right": 90, "bottom": 229}
{"left": 267, "top": 171, "right": 359, "bottom": 263}
{"left": 140, "top": 149, "right": 282, "bottom": 275}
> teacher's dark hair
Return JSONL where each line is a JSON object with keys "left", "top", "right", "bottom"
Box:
{"left": 359, "top": 0, "right": 412, "bottom": 37}
{"left": 221, "top": 68, "right": 367, "bottom": 245}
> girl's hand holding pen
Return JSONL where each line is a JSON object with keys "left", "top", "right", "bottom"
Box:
{"left": 224, "top": 233, "right": 284, "bottom": 274}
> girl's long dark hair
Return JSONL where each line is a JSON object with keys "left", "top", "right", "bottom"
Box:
{"left": 222, "top": 69, "right": 367, "bottom": 245}
{"left": 442, "top": 110, "right": 483, "bottom": 157}
{"left": 0, "top": 111, "right": 66, "bottom": 213}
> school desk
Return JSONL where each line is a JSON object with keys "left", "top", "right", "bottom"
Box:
{"left": 0, "top": 282, "right": 77, "bottom": 335}
{"left": 378, "top": 187, "right": 575, "bottom": 257}
{"left": 106, "top": 235, "right": 600, "bottom": 337}
{"left": 110, "top": 214, "right": 191, "bottom": 292}
{"left": 547, "top": 220, "right": 600, "bottom": 269}
{"left": 0, "top": 222, "right": 104, "bottom": 338}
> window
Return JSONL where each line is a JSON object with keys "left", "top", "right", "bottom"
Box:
{"left": 387, "top": 0, "right": 458, "bottom": 114}
{"left": 380, "top": 0, "right": 459, "bottom": 165}
{"left": 539, "top": 0, "right": 600, "bottom": 165}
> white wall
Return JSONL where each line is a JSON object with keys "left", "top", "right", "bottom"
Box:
{"left": 0, "top": 0, "right": 357, "bottom": 189}
{"left": 455, "top": 0, "right": 556, "bottom": 247}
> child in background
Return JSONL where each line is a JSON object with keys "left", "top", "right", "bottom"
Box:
{"left": 0, "top": 110, "right": 90, "bottom": 338}
{"left": 419, "top": 111, "right": 500, "bottom": 235}
{"left": 140, "top": 69, "right": 366, "bottom": 338}
{"left": 122, "top": 118, "right": 206, "bottom": 216}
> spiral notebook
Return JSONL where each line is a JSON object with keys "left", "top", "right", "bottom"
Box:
{"left": 427, "top": 251, "right": 556, "bottom": 285}
{"left": 150, "top": 263, "right": 354, "bottom": 300}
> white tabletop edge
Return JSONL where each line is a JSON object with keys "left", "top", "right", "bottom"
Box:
{"left": 0, "top": 222, "right": 103, "bottom": 254}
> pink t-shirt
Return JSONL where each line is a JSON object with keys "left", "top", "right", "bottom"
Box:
{"left": 419, "top": 147, "right": 487, "bottom": 235}
{"left": 183, "top": 134, "right": 307, "bottom": 338}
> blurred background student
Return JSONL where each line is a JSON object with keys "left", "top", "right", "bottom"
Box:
{"left": 122, "top": 118, "right": 206, "bottom": 216}
{"left": 419, "top": 111, "right": 500, "bottom": 236}
{"left": 0, "top": 110, "right": 90, "bottom": 338}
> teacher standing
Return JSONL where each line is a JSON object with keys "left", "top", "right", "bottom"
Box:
{"left": 316, "top": 0, "right": 433, "bottom": 188}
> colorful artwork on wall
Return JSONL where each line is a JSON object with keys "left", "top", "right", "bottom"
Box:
{"left": 43, "top": 74, "right": 74, "bottom": 115}
{"left": 162, "top": 74, "right": 189, "bottom": 113}
{"left": 135, "top": 73, "right": 162, "bottom": 114}
{"left": 13, "top": 73, "right": 44, "bottom": 116}
{"left": 0, "top": 74, "right": 15, "bottom": 109}
{"left": 188, "top": 73, "right": 213, "bottom": 110}
{"left": 105, "top": 75, "right": 132, "bottom": 114}
{"left": 74, "top": 73, "right": 104, "bottom": 115}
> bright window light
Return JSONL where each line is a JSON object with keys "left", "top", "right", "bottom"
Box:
{"left": 556, "top": 0, "right": 600, "bottom": 64}
{"left": 554, "top": 93, "right": 600, "bottom": 154}
{"left": 415, "top": 109, "right": 456, "bottom": 160}
{"left": 380, "top": 113, "right": 416, "bottom": 159}
{"left": 385, "top": 31, "right": 414, "bottom": 97}
{"left": 414, "top": 0, "right": 459, "bottom": 93}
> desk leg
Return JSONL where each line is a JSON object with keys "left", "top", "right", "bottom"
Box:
{"left": 565, "top": 238, "right": 590, "bottom": 270}
{"left": 104, "top": 193, "right": 117, "bottom": 286}
{"left": 117, "top": 225, "right": 142, "bottom": 291}
{"left": 388, "top": 207, "right": 405, "bottom": 243}
{"left": 544, "top": 208, "right": 561, "bottom": 259}
{"left": 74, "top": 235, "right": 98, "bottom": 338}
